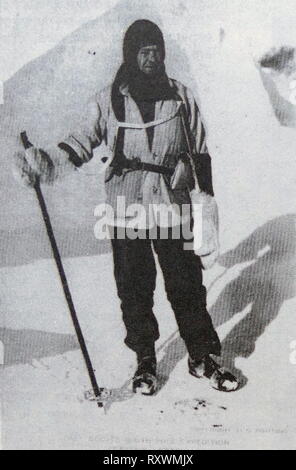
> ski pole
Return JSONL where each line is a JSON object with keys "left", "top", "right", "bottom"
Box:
{"left": 20, "top": 131, "right": 104, "bottom": 408}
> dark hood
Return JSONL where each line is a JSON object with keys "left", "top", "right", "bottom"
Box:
{"left": 111, "top": 19, "right": 175, "bottom": 120}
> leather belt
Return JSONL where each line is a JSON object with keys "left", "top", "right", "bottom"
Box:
{"left": 105, "top": 153, "right": 174, "bottom": 182}
{"left": 124, "top": 157, "right": 174, "bottom": 175}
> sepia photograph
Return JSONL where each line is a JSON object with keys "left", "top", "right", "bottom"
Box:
{"left": 0, "top": 0, "right": 295, "bottom": 451}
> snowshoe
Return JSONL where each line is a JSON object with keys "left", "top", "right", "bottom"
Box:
{"left": 132, "top": 356, "right": 157, "bottom": 396}
{"left": 188, "top": 355, "right": 239, "bottom": 392}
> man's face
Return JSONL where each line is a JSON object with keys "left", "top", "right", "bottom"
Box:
{"left": 137, "top": 45, "right": 162, "bottom": 76}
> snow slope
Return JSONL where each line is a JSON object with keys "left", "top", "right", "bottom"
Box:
{"left": 1, "top": 0, "right": 296, "bottom": 265}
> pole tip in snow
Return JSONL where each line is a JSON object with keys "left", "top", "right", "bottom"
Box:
{"left": 84, "top": 388, "right": 112, "bottom": 407}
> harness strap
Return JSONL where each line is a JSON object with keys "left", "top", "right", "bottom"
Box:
{"left": 116, "top": 102, "right": 182, "bottom": 130}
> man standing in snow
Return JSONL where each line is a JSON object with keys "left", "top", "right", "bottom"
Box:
{"left": 14, "top": 20, "right": 238, "bottom": 395}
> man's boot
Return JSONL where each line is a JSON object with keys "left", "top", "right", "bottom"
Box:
{"left": 133, "top": 349, "right": 157, "bottom": 396}
{"left": 188, "top": 355, "right": 239, "bottom": 392}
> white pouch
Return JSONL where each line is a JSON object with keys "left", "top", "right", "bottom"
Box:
{"left": 190, "top": 188, "right": 219, "bottom": 269}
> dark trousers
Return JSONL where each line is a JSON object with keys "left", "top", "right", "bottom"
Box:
{"left": 111, "top": 228, "right": 221, "bottom": 362}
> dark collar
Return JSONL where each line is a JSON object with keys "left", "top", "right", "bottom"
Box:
{"left": 118, "top": 78, "right": 177, "bottom": 97}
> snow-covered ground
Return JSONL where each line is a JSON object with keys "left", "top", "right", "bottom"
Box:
{"left": 1, "top": 245, "right": 296, "bottom": 450}
{"left": 1, "top": 0, "right": 296, "bottom": 450}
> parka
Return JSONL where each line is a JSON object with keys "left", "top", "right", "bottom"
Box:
{"left": 61, "top": 78, "right": 208, "bottom": 225}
